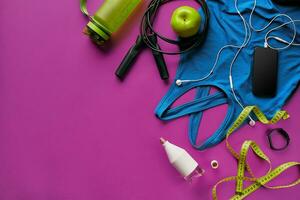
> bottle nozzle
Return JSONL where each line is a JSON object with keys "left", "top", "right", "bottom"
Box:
{"left": 83, "top": 27, "right": 90, "bottom": 36}
{"left": 160, "top": 137, "right": 166, "bottom": 144}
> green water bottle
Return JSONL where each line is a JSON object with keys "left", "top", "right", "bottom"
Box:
{"left": 80, "top": 0, "right": 142, "bottom": 45}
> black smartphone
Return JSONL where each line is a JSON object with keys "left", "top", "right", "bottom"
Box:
{"left": 252, "top": 47, "right": 278, "bottom": 98}
{"left": 272, "top": 0, "right": 300, "bottom": 6}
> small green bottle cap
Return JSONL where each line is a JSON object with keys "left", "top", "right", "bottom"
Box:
{"left": 86, "top": 20, "right": 111, "bottom": 45}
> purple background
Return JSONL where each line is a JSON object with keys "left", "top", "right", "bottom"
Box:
{"left": 0, "top": 0, "right": 299, "bottom": 199}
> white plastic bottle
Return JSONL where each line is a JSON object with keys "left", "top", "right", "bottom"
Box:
{"left": 160, "top": 138, "right": 204, "bottom": 181}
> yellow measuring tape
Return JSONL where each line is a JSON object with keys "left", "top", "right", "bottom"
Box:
{"left": 212, "top": 106, "right": 300, "bottom": 200}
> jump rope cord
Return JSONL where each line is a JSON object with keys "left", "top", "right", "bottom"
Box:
{"left": 140, "top": 0, "right": 210, "bottom": 55}
{"left": 176, "top": 0, "right": 300, "bottom": 124}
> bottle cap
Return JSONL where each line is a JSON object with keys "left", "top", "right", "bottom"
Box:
{"left": 85, "top": 20, "right": 111, "bottom": 45}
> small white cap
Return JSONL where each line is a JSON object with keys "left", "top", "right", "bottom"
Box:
{"left": 211, "top": 160, "right": 219, "bottom": 169}
{"left": 176, "top": 80, "right": 182, "bottom": 86}
{"left": 249, "top": 120, "right": 256, "bottom": 127}
{"left": 162, "top": 140, "right": 198, "bottom": 177}
{"left": 264, "top": 40, "right": 269, "bottom": 48}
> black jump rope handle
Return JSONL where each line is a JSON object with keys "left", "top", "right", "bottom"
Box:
{"left": 148, "top": 34, "right": 169, "bottom": 80}
{"left": 115, "top": 35, "right": 169, "bottom": 80}
{"left": 115, "top": 35, "right": 144, "bottom": 79}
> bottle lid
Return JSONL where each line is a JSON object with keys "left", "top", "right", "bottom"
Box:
{"left": 85, "top": 20, "right": 111, "bottom": 45}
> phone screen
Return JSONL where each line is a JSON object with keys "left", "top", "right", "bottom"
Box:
{"left": 252, "top": 47, "right": 278, "bottom": 97}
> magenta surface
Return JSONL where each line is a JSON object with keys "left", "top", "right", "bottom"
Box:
{"left": 0, "top": 0, "right": 299, "bottom": 199}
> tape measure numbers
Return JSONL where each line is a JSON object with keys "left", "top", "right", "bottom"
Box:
{"left": 213, "top": 106, "right": 300, "bottom": 200}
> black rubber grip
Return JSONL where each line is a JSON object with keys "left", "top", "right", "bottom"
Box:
{"left": 148, "top": 34, "right": 169, "bottom": 80}
{"left": 115, "top": 36, "right": 144, "bottom": 79}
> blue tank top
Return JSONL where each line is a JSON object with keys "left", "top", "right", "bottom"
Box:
{"left": 155, "top": 0, "right": 300, "bottom": 150}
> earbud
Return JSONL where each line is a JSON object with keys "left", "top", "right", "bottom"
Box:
{"left": 249, "top": 120, "right": 256, "bottom": 127}
{"left": 176, "top": 80, "right": 182, "bottom": 86}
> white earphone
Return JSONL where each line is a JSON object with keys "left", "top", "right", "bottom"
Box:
{"left": 176, "top": 0, "right": 299, "bottom": 126}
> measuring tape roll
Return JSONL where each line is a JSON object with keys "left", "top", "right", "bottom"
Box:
{"left": 213, "top": 106, "right": 300, "bottom": 200}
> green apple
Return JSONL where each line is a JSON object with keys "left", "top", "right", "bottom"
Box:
{"left": 171, "top": 6, "right": 201, "bottom": 38}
